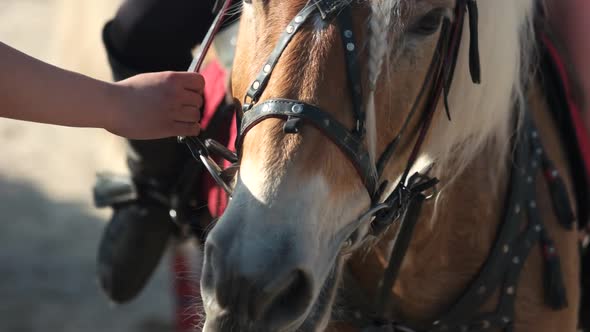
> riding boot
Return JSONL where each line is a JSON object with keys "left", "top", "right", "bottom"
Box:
{"left": 94, "top": 137, "right": 190, "bottom": 304}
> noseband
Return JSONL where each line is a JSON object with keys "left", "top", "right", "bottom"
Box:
{"left": 239, "top": 1, "right": 376, "bottom": 192}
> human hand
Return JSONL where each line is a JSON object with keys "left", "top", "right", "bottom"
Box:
{"left": 108, "top": 71, "right": 204, "bottom": 139}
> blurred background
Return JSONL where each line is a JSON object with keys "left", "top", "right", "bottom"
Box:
{"left": 0, "top": 0, "right": 177, "bottom": 331}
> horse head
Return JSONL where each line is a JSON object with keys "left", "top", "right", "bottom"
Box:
{"left": 201, "top": 0, "right": 534, "bottom": 331}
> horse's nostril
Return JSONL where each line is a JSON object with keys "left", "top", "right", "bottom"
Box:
{"left": 252, "top": 269, "right": 314, "bottom": 325}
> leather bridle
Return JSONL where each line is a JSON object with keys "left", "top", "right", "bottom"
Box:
{"left": 182, "top": 0, "right": 481, "bottom": 257}
{"left": 178, "top": 2, "right": 584, "bottom": 331}
{"left": 182, "top": 0, "right": 481, "bottom": 322}
{"left": 232, "top": 0, "right": 481, "bottom": 237}
{"left": 238, "top": 1, "right": 376, "bottom": 193}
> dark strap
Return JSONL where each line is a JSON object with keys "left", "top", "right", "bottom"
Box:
{"left": 428, "top": 125, "right": 529, "bottom": 331}
{"left": 352, "top": 5, "right": 571, "bottom": 317}
{"left": 370, "top": 15, "right": 456, "bottom": 230}
{"left": 466, "top": 0, "right": 481, "bottom": 84}
{"left": 240, "top": 2, "right": 376, "bottom": 196}
{"left": 244, "top": 5, "right": 319, "bottom": 106}
{"left": 338, "top": 6, "right": 365, "bottom": 136}
{"left": 375, "top": 16, "right": 452, "bottom": 178}
{"left": 426, "top": 114, "right": 552, "bottom": 332}
{"left": 354, "top": 111, "right": 569, "bottom": 332}
{"left": 238, "top": 99, "right": 379, "bottom": 194}
{"left": 376, "top": 183, "right": 427, "bottom": 315}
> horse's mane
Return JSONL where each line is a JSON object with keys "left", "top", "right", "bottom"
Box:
{"left": 367, "top": 0, "right": 536, "bottom": 183}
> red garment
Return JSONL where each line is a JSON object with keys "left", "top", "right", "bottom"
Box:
{"left": 174, "top": 59, "right": 235, "bottom": 332}
{"left": 198, "top": 59, "right": 235, "bottom": 217}
{"left": 541, "top": 33, "right": 590, "bottom": 182}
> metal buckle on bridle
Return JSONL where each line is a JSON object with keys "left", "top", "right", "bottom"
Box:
{"left": 242, "top": 95, "right": 255, "bottom": 112}
{"left": 176, "top": 0, "right": 236, "bottom": 195}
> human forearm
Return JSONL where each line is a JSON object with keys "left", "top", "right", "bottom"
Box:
{"left": 0, "top": 41, "right": 204, "bottom": 139}
{"left": 0, "top": 42, "right": 121, "bottom": 130}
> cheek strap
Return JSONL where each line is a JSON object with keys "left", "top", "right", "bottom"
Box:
{"left": 467, "top": 0, "right": 481, "bottom": 84}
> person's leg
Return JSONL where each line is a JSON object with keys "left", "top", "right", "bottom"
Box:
{"left": 105, "top": 0, "right": 216, "bottom": 73}
{"left": 97, "top": 0, "right": 216, "bottom": 304}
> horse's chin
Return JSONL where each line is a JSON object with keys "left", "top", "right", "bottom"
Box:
{"left": 203, "top": 258, "right": 343, "bottom": 332}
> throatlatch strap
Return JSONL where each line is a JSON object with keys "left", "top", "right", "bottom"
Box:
{"left": 374, "top": 16, "right": 453, "bottom": 178}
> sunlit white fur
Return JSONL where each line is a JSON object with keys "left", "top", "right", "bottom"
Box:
{"left": 368, "top": 0, "right": 535, "bottom": 181}
{"left": 239, "top": 159, "right": 369, "bottom": 238}
{"left": 240, "top": 152, "right": 274, "bottom": 204}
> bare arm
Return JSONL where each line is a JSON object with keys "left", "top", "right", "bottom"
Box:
{"left": 0, "top": 42, "right": 203, "bottom": 139}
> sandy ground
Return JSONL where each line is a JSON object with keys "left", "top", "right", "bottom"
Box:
{"left": 0, "top": 0, "right": 180, "bottom": 331}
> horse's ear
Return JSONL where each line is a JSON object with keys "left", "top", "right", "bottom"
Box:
{"left": 467, "top": 0, "right": 481, "bottom": 84}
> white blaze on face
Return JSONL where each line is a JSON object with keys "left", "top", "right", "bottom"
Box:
{"left": 236, "top": 149, "right": 371, "bottom": 247}
{"left": 239, "top": 151, "right": 276, "bottom": 205}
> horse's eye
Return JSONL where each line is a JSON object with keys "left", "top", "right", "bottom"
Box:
{"left": 408, "top": 9, "right": 446, "bottom": 36}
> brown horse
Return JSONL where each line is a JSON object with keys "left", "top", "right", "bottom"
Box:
{"left": 200, "top": 0, "right": 582, "bottom": 331}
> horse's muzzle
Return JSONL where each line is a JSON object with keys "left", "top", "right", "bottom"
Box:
{"left": 201, "top": 217, "right": 316, "bottom": 332}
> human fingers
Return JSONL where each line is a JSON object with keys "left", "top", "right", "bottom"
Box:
{"left": 180, "top": 90, "right": 204, "bottom": 108}
{"left": 175, "top": 72, "right": 205, "bottom": 94}
{"left": 174, "top": 105, "right": 201, "bottom": 123}
{"left": 175, "top": 89, "right": 203, "bottom": 121}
